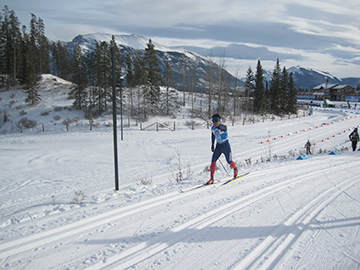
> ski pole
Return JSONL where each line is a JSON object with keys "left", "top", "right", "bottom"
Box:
{"left": 219, "top": 159, "right": 230, "bottom": 175}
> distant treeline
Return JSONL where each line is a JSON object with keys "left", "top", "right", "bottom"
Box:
{"left": 1, "top": 5, "right": 297, "bottom": 117}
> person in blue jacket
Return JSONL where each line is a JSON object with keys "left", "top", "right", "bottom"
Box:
{"left": 207, "top": 114, "right": 237, "bottom": 185}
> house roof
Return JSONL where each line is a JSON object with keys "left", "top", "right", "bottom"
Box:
{"left": 312, "top": 83, "right": 355, "bottom": 91}
{"left": 333, "top": 84, "right": 348, "bottom": 89}
{"left": 312, "top": 83, "right": 339, "bottom": 90}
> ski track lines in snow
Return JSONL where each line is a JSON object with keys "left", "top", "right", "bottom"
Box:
{"left": 234, "top": 173, "right": 359, "bottom": 269}
{"left": 1, "top": 158, "right": 350, "bottom": 269}
{"left": 178, "top": 111, "right": 358, "bottom": 181}
{"left": 243, "top": 113, "right": 359, "bottom": 161}
{"left": 0, "top": 191, "right": 183, "bottom": 259}
{"left": 87, "top": 162, "right": 359, "bottom": 270}
{"left": 1, "top": 110, "right": 360, "bottom": 269}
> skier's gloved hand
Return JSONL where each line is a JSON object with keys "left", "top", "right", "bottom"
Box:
{"left": 211, "top": 144, "right": 215, "bottom": 152}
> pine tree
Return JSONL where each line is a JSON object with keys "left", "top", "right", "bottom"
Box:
{"left": 29, "top": 14, "right": 49, "bottom": 75}
{"left": 22, "top": 14, "right": 45, "bottom": 104}
{"left": 132, "top": 52, "right": 146, "bottom": 117}
{"left": 23, "top": 32, "right": 41, "bottom": 105}
{"left": 144, "top": 39, "right": 162, "bottom": 115}
{"left": 287, "top": 72, "right": 298, "bottom": 114}
{"left": 110, "top": 35, "right": 123, "bottom": 116}
{"left": 51, "top": 40, "right": 71, "bottom": 80}
{"left": 279, "top": 67, "right": 288, "bottom": 115}
{"left": 133, "top": 51, "right": 146, "bottom": 86}
{"left": 29, "top": 14, "right": 39, "bottom": 73}
{"left": 93, "top": 41, "right": 111, "bottom": 114}
{"left": 71, "top": 45, "right": 87, "bottom": 110}
{"left": 37, "top": 17, "right": 49, "bottom": 74}
{"left": 24, "top": 70, "right": 41, "bottom": 105}
{"left": 110, "top": 35, "right": 122, "bottom": 85}
{"left": 163, "top": 61, "right": 179, "bottom": 115}
{"left": 0, "top": 6, "right": 22, "bottom": 87}
{"left": 254, "top": 60, "right": 266, "bottom": 114}
{"left": 125, "top": 50, "right": 135, "bottom": 87}
{"left": 83, "top": 50, "right": 97, "bottom": 114}
{"left": 244, "top": 66, "right": 255, "bottom": 114}
{"left": 18, "top": 25, "right": 29, "bottom": 85}
{"left": 270, "top": 58, "right": 282, "bottom": 115}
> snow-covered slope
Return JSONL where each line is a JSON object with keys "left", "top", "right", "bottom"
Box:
{"left": 1, "top": 80, "right": 360, "bottom": 269}
{"left": 0, "top": 74, "right": 82, "bottom": 134}
{"left": 71, "top": 33, "right": 175, "bottom": 52}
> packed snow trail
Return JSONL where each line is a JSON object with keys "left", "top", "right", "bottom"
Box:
{"left": 86, "top": 158, "right": 359, "bottom": 269}
{"left": 234, "top": 174, "right": 360, "bottom": 269}
{"left": 1, "top": 147, "right": 360, "bottom": 269}
{"left": 1, "top": 106, "right": 360, "bottom": 269}
{"left": 2, "top": 153, "right": 356, "bottom": 269}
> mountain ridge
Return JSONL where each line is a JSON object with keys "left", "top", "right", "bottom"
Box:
{"left": 65, "top": 33, "right": 360, "bottom": 91}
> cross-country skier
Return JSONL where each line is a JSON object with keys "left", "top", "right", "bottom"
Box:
{"left": 349, "top": 127, "right": 359, "bottom": 151}
{"left": 304, "top": 140, "right": 312, "bottom": 155}
{"left": 207, "top": 114, "right": 237, "bottom": 185}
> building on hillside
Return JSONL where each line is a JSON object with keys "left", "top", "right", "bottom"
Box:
{"left": 312, "top": 83, "right": 356, "bottom": 101}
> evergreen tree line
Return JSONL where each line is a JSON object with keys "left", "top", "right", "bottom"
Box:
{"left": 1, "top": 6, "right": 297, "bottom": 119}
{"left": 0, "top": 6, "right": 180, "bottom": 117}
{"left": 70, "top": 36, "right": 180, "bottom": 119}
{"left": 245, "top": 58, "right": 297, "bottom": 116}
{"left": 0, "top": 6, "right": 49, "bottom": 104}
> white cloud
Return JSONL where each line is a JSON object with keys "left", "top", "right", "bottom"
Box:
{"left": 4, "top": 0, "right": 360, "bottom": 77}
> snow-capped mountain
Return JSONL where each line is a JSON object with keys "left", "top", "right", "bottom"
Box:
{"left": 69, "top": 33, "right": 173, "bottom": 53}
{"left": 261, "top": 66, "right": 359, "bottom": 90}
{"left": 65, "top": 33, "right": 359, "bottom": 91}
{"left": 287, "top": 66, "right": 341, "bottom": 90}
{"left": 65, "top": 33, "right": 241, "bottom": 91}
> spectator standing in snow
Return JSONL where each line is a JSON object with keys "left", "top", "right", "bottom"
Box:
{"left": 349, "top": 128, "right": 359, "bottom": 151}
{"left": 305, "top": 140, "right": 312, "bottom": 155}
{"left": 207, "top": 114, "right": 237, "bottom": 185}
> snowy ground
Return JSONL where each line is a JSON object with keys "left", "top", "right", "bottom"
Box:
{"left": 1, "top": 76, "right": 360, "bottom": 269}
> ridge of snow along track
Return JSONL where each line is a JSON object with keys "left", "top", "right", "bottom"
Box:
{"left": 233, "top": 174, "right": 360, "bottom": 270}
{"left": 0, "top": 190, "right": 189, "bottom": 259}
{"left": 86, "top": 161, "right": 358, "bottom": 269}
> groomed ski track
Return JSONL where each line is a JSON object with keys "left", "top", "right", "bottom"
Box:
{"left": 1, "top": 108, "right": 360, "bottom": 269}
{"left": 1, "top": 156, "right": 360, "bottom": 269}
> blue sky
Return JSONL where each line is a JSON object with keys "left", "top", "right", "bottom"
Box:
{"left": 3, "top": 0, "right": 360, "bottom": 78}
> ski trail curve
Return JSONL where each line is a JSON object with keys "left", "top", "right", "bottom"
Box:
{"left": 233, "top": 175, "right": 360, "bottom": 270}
{"left": 86, "top": 161, "right": 358, "bottom": 269}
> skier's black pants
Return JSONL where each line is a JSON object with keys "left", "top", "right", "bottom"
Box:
{"left": 352, "top": 141, "right": 358, "bottom": 151}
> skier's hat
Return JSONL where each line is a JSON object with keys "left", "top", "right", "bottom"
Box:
{"left": 212, "top": 114, "right": 221, "bottom": 122}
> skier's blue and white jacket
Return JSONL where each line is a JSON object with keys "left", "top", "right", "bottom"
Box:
{"left": 211, "top": 124, "right": 229, "bottom": 145}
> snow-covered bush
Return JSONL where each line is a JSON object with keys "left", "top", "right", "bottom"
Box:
{"left": 17, "top": 117, "right": 36, "bottom": 128}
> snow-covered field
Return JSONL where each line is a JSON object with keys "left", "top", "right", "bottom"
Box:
{"left": 1, "top": 76, "right": 360, "bottom": 269}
